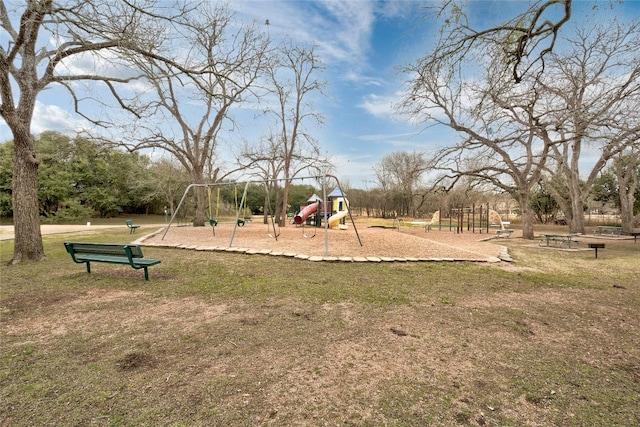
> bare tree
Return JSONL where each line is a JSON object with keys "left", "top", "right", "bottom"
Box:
{"left": 373, "top": 151, "right": 428, "bottom": 217}
{"left": 262, "top": 42, "right": 326, "bottom": 226}
{"left": 117, "top": 5, "right": 271, "bottom": 226}
{"left": 151, "top": 158, "right": 190, "bottom": 217}
{"left": 402, "top": 3, "right": 638, "bottom": 238}
{"left": 428, "top": 0, "right": 573, "bottom": 83}
{"left": 236, "top": 129, "right": 330, "bottom": 224}
{"left": 237, "top": 133, "right": 286, "bottom": 223}
{"left": 400, "top": 0, "right": 582, "bottom": 238}
{"left": 0, "top": 0, "right": 199, "bottom": 263}
{"left": 541, "top": 19, "right": 640, "bottom": 233}
{"left": 401, "top": 36, "right": 559, "bottom": 238}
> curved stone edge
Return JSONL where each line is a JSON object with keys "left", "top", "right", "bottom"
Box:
{"left": 138, "top": 227, "right": 510, "bottom": 263}
{"left": 140, "top": 242, "right": 504, "bottom": 264}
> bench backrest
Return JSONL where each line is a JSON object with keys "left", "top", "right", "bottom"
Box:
{"left": 65, "top": 242, "right": 144, "bottom": 258}
{"left": 126, "top": 220, "right": 135, "bottom": 226}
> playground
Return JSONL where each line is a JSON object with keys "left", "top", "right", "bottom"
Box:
{"left": 143, "top": 220, "right": 508, "bottom": 262}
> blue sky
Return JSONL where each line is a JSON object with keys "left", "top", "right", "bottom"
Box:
{"left": 2, "top": 0, "right": 639, "bottom": 188}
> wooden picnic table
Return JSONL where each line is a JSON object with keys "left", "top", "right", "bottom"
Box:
{"left": 540, "top": 233, "right": 580, "bottom": 248}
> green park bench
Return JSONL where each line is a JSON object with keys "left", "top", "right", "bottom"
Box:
{"left": 494, "top": 229, "right": 514, "bottom": 239}
{"left": 126, "top": 219, "right": 140, "bottom": 234}
{"left": 64, "top": 242, "right": 161, "bottom": 281}
{"left": 593, "top": 226, "right": 622, "bottom": 235}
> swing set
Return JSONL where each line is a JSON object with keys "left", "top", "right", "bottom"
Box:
{"left": 207, "top": 186, "right": 247, "bottom": 236}
{"left": 161, "top": 174, "right": 362, "bottom": 256}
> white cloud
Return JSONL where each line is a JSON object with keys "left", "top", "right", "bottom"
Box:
{"left": 233, "top": 1, "right": 376, "bottom": 70}
{"left": 31, "top": 102, "right": 91, "bottom": 135}
{"left": 358, "top": 93, "right": 395, "bottom": 118}
{"left": 0, "top": 101, "right": 91, "bottom": 141}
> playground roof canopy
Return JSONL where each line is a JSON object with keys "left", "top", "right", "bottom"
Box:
{"left": 328, "top": 188, "right": 346, "bottom": 198}
{"left": 307, "top": 193, "right": 322, "bottom": 203}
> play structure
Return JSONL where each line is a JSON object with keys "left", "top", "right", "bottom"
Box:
{"left": 293, "top": 188, "right": 350, "bottom": 230}
{"left": 207, "top": 186, "right": 248, "bottom": 236}
{"left": 293, "top": 194, "right": 323, "bottom": 226}
{"left": 424, "top": 204, "right": 506, "bottom": 234}
{"left": 162, "top": 174, "right": 362, "bottom": 256}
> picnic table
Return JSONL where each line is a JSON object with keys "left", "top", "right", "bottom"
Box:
{"left": 539, "top": 233, "right": 580, "bottom": 248}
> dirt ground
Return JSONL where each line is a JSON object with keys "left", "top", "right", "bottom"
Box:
{"left": 142, "top": 222, "right": 508, "bottom": 262}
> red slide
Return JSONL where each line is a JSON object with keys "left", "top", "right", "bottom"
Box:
{"left": 293, "top": 203, "right": 318, "bottom": 225}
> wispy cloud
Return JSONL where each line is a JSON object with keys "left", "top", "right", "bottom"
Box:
{"left": 233, "top": 1, "right": 377, "bottom": 70}
{"left": 31, "top": 102, "right": 90, "bottom": 135}
{"left": 358, "top": 93, "right": 395, "bottom": 118}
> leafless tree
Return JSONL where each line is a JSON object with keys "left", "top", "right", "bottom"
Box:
{"left": 428, "top": 0, "right": 573, "bottom": 83}
{"left": 373, "top": 150, "right": 429, "bottom": 217}
{"left": 401, "top": 38, "right": 559, "bottom": 238}
{"left": 236, "top": 129, "right": 330, "bottom": 224}
{"left": 400, "top": 0, "right": 582, "bottom": 238}
{"left": 111, "top": 5, "right": 272, "bottom": 226}
{"left": 402, "top": 3, "right": 638, "bottom": 238}
{"left": 236, "top": 132, "right": 288, "bottom": 224}
{"left": 0, "top": 0, "right": 200, "bottom": 263}
{"left": 540, "top": 19, "right": 640, "bottom": 233}
{"left": 150, "top": 158, "right": 190, "bottom": 217}
{"left": 261, "top": 42, "right": 326, "bottom": 226}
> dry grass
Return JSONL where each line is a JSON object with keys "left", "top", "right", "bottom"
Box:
{"left": 1, "top": 225, "right": 639, "bottom": 426}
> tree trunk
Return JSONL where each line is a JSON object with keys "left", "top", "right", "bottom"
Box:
{"left": 192, "top": 185, "right": 206, "bottom": 227}
{"left": 619, "top": 191, "right": 638, "bottom": 233}
{"left": 10, "top": 131, "right": 45, "bottom": 264}
{"left": 517, "top": 192, "right": 535, "bottom": 240}
{"left": 569, "top": 192, "right": 585, "bottom": 234}
{"left": 263, "top": 193, "right": 270, "bottom": 224}
{"left": 279, "top": 181, "right": 290, "bottom": 227}
{"left": 615, "top": 155, "right": 639, "bottom": 234}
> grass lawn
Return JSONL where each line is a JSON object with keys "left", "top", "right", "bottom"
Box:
{"left": 1, "top": 226, "right": 639, "bottom": 426}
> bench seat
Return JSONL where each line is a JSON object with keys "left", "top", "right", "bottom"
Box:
{"left": 494, "top": 229, "right": 514, "bottom": 239}
{"left": 593, "top": 226, "right": 622, "bottom": 235}
{"left": 126, "top": 220, "right": 140, "bottom": 234}
{"left": 65, "top": 242, "right": 160, "bottom": 280}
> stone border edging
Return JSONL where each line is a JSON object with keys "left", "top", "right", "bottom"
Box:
{"left": 136, "top": 227, "right": 509, "bottom": 264}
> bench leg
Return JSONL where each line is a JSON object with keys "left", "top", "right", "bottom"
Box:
{"left": 144, "top": 267, "right": 149, "bottom": 281}
{"left": 85, "top": 262, "right": 91, "bottom": 274}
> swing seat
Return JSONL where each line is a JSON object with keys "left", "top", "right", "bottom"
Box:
{"left": 237, "top": 219, "right": 245, "bottom": 227}
{"left": 209, "top": 219, "right": 218, "bottom": 227}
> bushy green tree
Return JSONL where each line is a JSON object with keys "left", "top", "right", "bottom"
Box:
{"left": 591, "top": 171, "right": 618, "bottom": 211}
{"left": 1, "top": 132, "right": 162, "bottom": 221}
{"left": 530, "top": 183, "right": 561, "bottom": 224}
{"left": 0, "top": 141, "right": 13, "bottom": 219}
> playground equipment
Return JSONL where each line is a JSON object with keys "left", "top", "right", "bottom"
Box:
{"left": 162, "top": 174, "right": 362, "bottom": 256}
{"left": 262, "top": 181, "right": 281, "bottom": 240}
{"left": 163, "top": 181, "right": 250, "bottom": 242}
{"left": 424, "top": 204, "right": 504, "bottom": 234}
{"left": 207, "top": 187, "right": 219, "bottom": 235}
{"left": 206, "top": 186, "right": 247, "bottom": 236}
{"left": 293, "top": 202, "right": 318, "bottom": 225}
{"left": 328, "top": 188, "right": 348, "bottom": 229}
{"left": 328, "top": 210, "right": 348, "bottom": 228}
